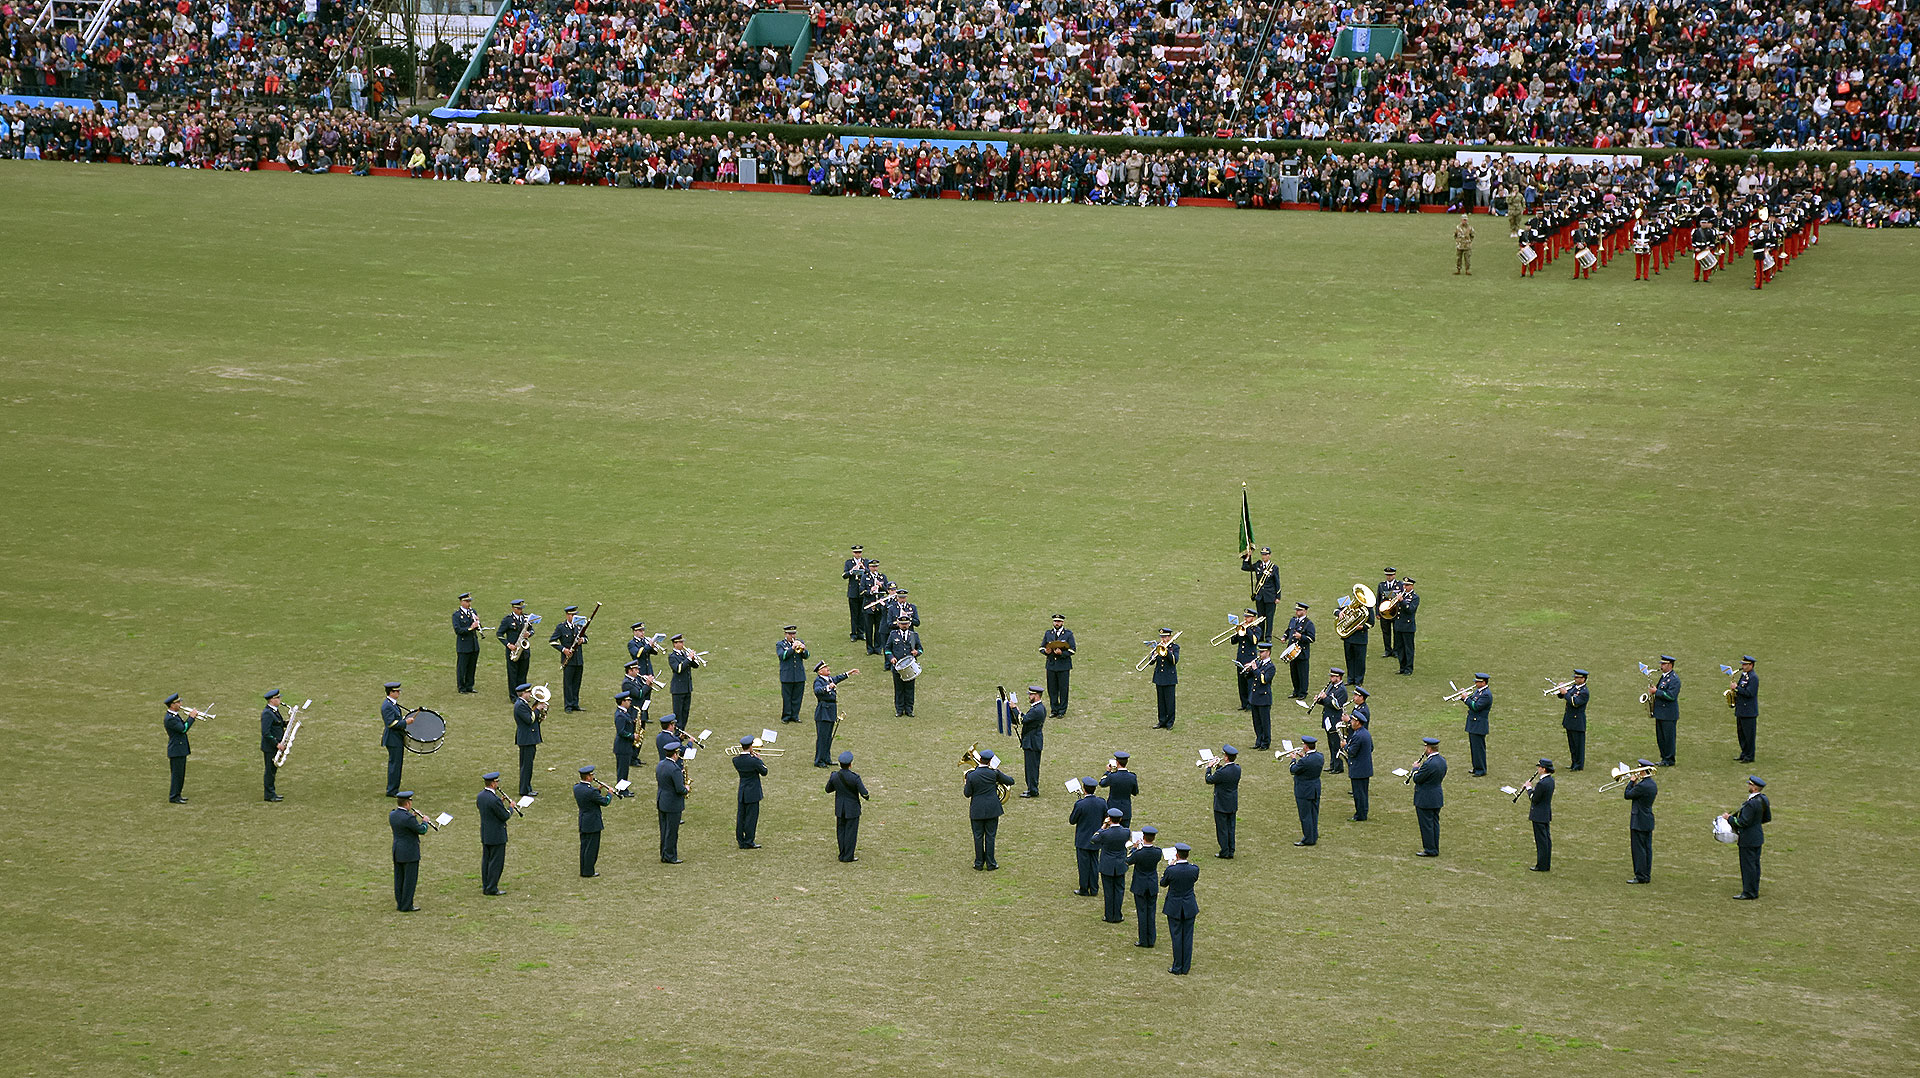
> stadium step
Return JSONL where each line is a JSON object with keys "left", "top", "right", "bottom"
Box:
{"left": 29, "top": 0, "right": 118, "bottom": 47}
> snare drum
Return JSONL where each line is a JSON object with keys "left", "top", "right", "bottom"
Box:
{"left": 893, "top": 655, "right": 922, "bottom": 682}
{"left": 1696, "top": 249, "right": 1719, "bottom": 271}
{"left": 1711, "top": 816, "right": 1736, "bottom": 844}
{"left": 404, "top": 708, "right": 448, "bottom": 754}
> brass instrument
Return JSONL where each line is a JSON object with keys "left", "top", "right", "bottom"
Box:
{"left": 1440, "top": 681, "right": 1473, "bottom": 702}
{"left": 1597, "top": 762, "right": 1657, "bottom": 793}
{"left": 272, "top": 699, "right": 313, "bottom": 767}
{"left": 958, "top": 744, "right": 1008, "bottom": 804}
{"left": 181, "top": 703, "right": 217, "bottom": 723}
{"left": 1210, "top": 614, "right": 1264, "bottom": 646}
{"left": 1541, "top": 677, "right": 1576, "bottom": 697}
{"left": 686, "top": 649, "right": 711, "bottom": 668}
{"left": 862, "top": 594, "right": 896, "bottom": 611}
{"left": 530, "top": 684, "right": 553, "bottom": 707}
{"left": 1720, "top": 664, "right": 1739, "bottom": 708}
{"left": 1133, "top": 631, "right": 1181, "bottom": 672}
{"left": 508, "top": 613, "right": 541, "bottom": 661}
{"left": 1377, "top": 589, "right": 1403, "bottom": 620}
{"left": 408, "top": 806, "right": 442, "bottom": 832}
{"left": 726, "top": 740, "right": 785, "bottom": 757}
{"left": 1334, "top": 583, "right": 1376, "bottom": 639}
{"left": 1637, "top": 663, "right": 1657, "bottom": 715}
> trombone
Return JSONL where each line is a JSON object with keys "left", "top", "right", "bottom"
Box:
{"left": 1209, "top": 614, "right": 1263, "bottom": 646}
{"left": 726, "top": 740, "right": 785, "bottom": 757}
{"left": 1597, "top": 762, "right": 1656, "bottom": 793}
{"left": 1134, "top": 631, "right": 1181, "bottom": 672}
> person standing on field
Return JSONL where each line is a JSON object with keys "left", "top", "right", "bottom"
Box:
{"left": 1454, "top": 214, "right": 1476, "bottom": 274}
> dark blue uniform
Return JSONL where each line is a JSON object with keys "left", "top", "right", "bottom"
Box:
{"left": 260, "top": 703, "right": 287, "bottom": 800}
{"left": 1729, "top": 790, "right": 1770, "bottom": 897}
{"left": 655, "top": 726, "right": 682, "bottom": 762}
{"left": 1559, "top": 682, "right": 1589, "bottom": 770}
{"left": 1394, "top": 590, "right": 1420, "bottom": 674}
{"left": 1733, "top": 669, "right": 1759, "bottom": 761}
{"left": 1283, "top": 615, "right": 1315, "bottom": 697}
{"left": 513, "top": 697, "right": 542, "bottom": 797}
{"left": 497, "top": 610, "right": 531, "bottom": 701}
{"left": 1290, "top": 749, "right": 1323, "bottom": 845}
{"left": 813, "top": 673, "right": 849, "bottom": 766}
{"left": 1206, "top": 760, "right": 1241, "bottom": 857}
{"left": 1320, "top": 681, "right": 1350, "bottom": 773}
{"left": 656, "top": 756, "right": 688, "bottom": 863}
{"left": 1069, "top": 791, "right": 1108, "bottom": 894}
{"left": 628, "top": 632, "right": 661, "bottom": 679}
{"left": 1462, "top": 685, "right": 1491, "bottom": 775}
{"left": 548, "top": 617, "right": 585, "bottom": 711}
{"left": 1127, "top": 842, "right": 1162, "bottom": 947}
{"left": 390, "top": 806, "right": 429, "bottom": 910}
{"left": 1233, "top": 626, "right": 1260, "bottom": 709}
{"left": 1094, "top": 822, "right": 1131, "bottom": 922}
{"left": 1018, "top": 701, "right": 1046, "bottom": 795}
{"left": 885, "top": 627, "right": 922, "bottom": 716}
{"left": 1161, "top": 858, "right": 1200, "bottom": 974}
{"left": 478, "top": 786, "right": 513, "bottom": 894}
{"left": 860, "top": 568, "right": 888, "bottom": 653}
{"left": 668, "top": 647, "right": 698, "bottom": 724}
{"left": 1041, "top": 625, "right": 1076, "bottom": 716}
{"left": 825, "top": 765, "right": 869, "bottom": 861}
{"left": 1528, "top": 773, "right": 1555, "bottom": 871}
{"left": 1625, "top": 775, "right": 1657, "bottom": 882}
{"left": 963, "top": 762, "right": 1014, "bottom": 868}
{"left": 1242, "top": 554, "right": 1281, "bottom": 639}
{"left": 1098, "top": 767, "right": 1138, "bottom": 825}
{"left": 613, "top": 703, "right": 640, "bottom": 788}
{"left": 163, "top": 706, "right": 194, "bottom": 801}
{"left": 843, "top": 556, "right": 868, "bottom": 639}
{"left": 1248, "top": 655, "right": 1275, "bottom": 749}
{"left": 1375, "top": 577, "right": 1403, "bottom": 658}
{"left": 575, "top": 779, "right": 611, "bottom": 876}
{"left": 1341, "top": 613, "right": 1368, "bottom": 687}
{"left": 734, "top": 749, "right": 768, "bottom": 848}
{"left": 380, "top": 697, "right": 407, "bottom": 796}
{"left": 1150, "top": 642, "right": 1180, "bottom": 728}
{"left": 1651, "top": 670, "right": 1681, "bottom": 766}
{"left": 1345, "top": 720, "right": 1373, "bottom": 820}
{"left": 453, "top": 605, "right": 482, "bottom": 693}
{"left": 1412, "top": 751, "right": 1446, "bottom": 855}
{"left": 775, "top": 636, "right": 809, "bottom": 724}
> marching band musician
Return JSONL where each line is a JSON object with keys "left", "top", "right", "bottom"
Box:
{"left": 656, "top": 715, "right": 684, "bottom": 761}
{"left": 1461, "top": 673, "right": 1492, "bottom": 776}
{"left": 1040, "top": 614, "right": 1076, "bottom": 717}
{"left": 1691, "top": 216, "right": 1719, "bottom": 283}
{"left": 1376, "top": 568, "right": 1402, "bottom": 661}
{"left": 1344, "top": 695, "right": 1373, "bottom": 821}
{"left": 574, "top": 765, "right": 611, "bottom": 878}
{"left": 1558, "top": 669, "right": 1590, "bottom": 771}
{"left": 885, "top": 615, "right": 922, "bottom": 717}
{"left": 1288, "top": 735, "right": 1323, "bottom": 847}
{"left": 1569, "top": 219, "right": 1595, "bottom": 280}
{"left": 1098, "top": 751, "right": 1138, "bottom": 825}
{"left": 1127, "top": 825, "right": 1162, "bottom": 948}
{"left": 1341, "top": 594, "right": 1368, "bottom": 688}
{"left": 1282, "top": 603, "right": 1315, "bottom": 699}
{"left": 1412, "top": 737, "right": 1446, "bottom": 857}
{"left": 1069, "top": 778, "right": 1108, "bottom": 896}
{"left": 1733, "top": 656, "right": 1759, "bottom": 763}
{"left": 825, "top": 750, "right": 870, "bottom": 862}
{"left": 390, "top": 791, "right": 429, "bottom": 912}
{"left": 1204, "top": 746, "right": 1241, "bottom": 859}
{"left": 893, "top": 588, "right": 920, "bottom": 629}
{"left": 962, "top": 748, "right": 1015, "bottom": 870}
{"left": 381, "top": 681, "right": 410, "bottom": 798}
{"left": 497, "top": 600, "right": 530, "bottom": 702}
{"left": 1095, "top": 808, "right": 1131, "bottom": 923}
{"left": 1625, "top": 759, "right": 1658, "bottom": 884}
{"left": 478, "top": 771, "right": 513, "bottom": 896}
{"left": 776, "top": 625, "right": 809, "bottom": 724}
{"left": 453, "top": 592, "right": 482, "bottom": 694}
{"left": 1393, "top": 580, "right": 1420, "bottom": 676}
{"left": 1018, "top": 685, "right": 1046, "bottom": 798}
{"left": 611, "top": 691, "right": 640, "bottom": 796}
{"left": 668, "top": 634, "right": 699, "bottom": 723}
{"left": 1721, "top": 775, "right": 1770, "bottom": 899}
{"left": 513, "top": 682, "right": 543, "bottom": 798}
{"left": 1161, "top": 844, "right": 1200, "bottom": 976}
{"left": 861, "top": 559, "right": 888, "bottom": 655}
{"left": 842, "top": 545, "right": 868, "bottom": 641}
{"left": 1149, "top": 628, "right": 1180, "bottom": 729}
{"left": 1651, "top": 655, "right": 1681, "bottom": 767}
{"left": 163, "top": 693, "right": 195, "bottom": 803}
{"left": 734, "top": 736, "right": 768, "bottom": 849}
{"left": 1247, "top": 642, "right": 1276, "bottom": 751}
{"left": 1317, "top": 668, "right": 1350, "bottom": 774}
{"left": 628, "top": 621, "right": 662, "bottom": 683}
{"left": 260, "top": 689, "right": 286, "bottom": 802}
{"left": 1632, "top": 213, "right": 1656, "bottom": 281}
{"left": 1232, "top": 609, "right": 1261, "bottom": 711}
{"left": 1241, "top": 545, "right": 1280, "bottom": 640}
{"left": 656, "top": 739, "right": 690, "bottom": 864}
{"left": 812, "top": 662, "right": 857, "bottom": 767}
{"left": 549, "top": 605, "right": 585, "bottom": 712}
{"left": 621, "top": 658, "right": 652, "bottom": 712}
{"left": 1526, "top": 759, "right": 1555, "bottom": 872}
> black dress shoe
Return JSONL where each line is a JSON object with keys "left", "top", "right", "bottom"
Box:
{"left": 973, "top": 862, "right": 984, "bottom": 871}
{"left": 661, "top": 858, "right": 682, "bottom": 865}
{"left": 845, "top": 856, "right": 859, "bottom": 862}
{"left": 1134, "top": 943, "right": 1153, "bottom": 948}
{"left": 1470, "top": 771, "right": 1486, "bottom": 777}
{"left": 1626, "top": 878, "right": 1647, "bottom": 884}
{"left": 740, "top": 843, "right": 762, "bottom": 850}
{"left": 814, "top": 763, "right": 830, "bottom": 768}
{"left": 984, "top": 862, "right": 998, "bottom": 870}
{"left": 581, "top": 872, "right": 600, "bottom": 878}
{"left": 1732, "top": 893, "right": 1756, "bottom": 900}
{"left": 170, "top": 797, "right": 189, "bottom": 803}
{"left": 1019, "top": 791, "right": 1038, "bottom": 798}
{"left": 1528, "top": 866, "right": 1548, "bottom": 872}
{"left": 1292, "top": 841, "right": 1314, "bottom": 847}
{"left": 400, "top": 906, "right": 422, "bottom": 912}
{"left": 1103, "top": 918, "right": 1124, "bottom": 924}
{"left": 1415, "top": 851, "right": 1437, "bottom": 857}
{"left": 265, "top": 795, "right": 284, "bottom": 802}
{"left": 483, "top": 890, "right": 504, "bottom": 896}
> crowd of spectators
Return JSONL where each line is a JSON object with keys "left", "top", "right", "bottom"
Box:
{"left": 5, "top": 96, "right": 1916, "bottom": 225}
{"left": 456, "top": 0, "right": 1919, "bottom": 152}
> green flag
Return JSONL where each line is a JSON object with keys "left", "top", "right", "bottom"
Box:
{"left": 1238, "top": 488, "right": 1255, "bottom": 557}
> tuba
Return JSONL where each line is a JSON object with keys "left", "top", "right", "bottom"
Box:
{"left": 1335, "top": 583, "right": 1376, "bottom": 639}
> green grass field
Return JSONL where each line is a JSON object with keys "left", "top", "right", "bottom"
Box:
{"left": 2, "top": 162, "right": 1917, "bottom": 1077}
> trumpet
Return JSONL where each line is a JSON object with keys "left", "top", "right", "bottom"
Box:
{"left": 272, "top": 699, "right": 313, "bottom": 767}
{"left": 688, "top": 650, "right": 710, "bottom": 668}
{"left": 1541, "top": 677, "right": 1576, "bottom": 697}
{"left": 182, "top": 703, "right": 217, "bottom": 722}
{"left": 408, "top": 806, "right": 442, "bottom": 831}
{"left": 1134, "top": 631, "right": 1181, "bottom": 672}
{"left": 1440, "top": 681, "right": 1472, "bottom": 702}
{"left": 1597, "top": 763, "right": 1657, "bottom": 793}
{"left": 1209, "top": 614, "right": 1264, "bottom": 646}
{"left": 726, "top": 741, "right": 786, "bottom": 757}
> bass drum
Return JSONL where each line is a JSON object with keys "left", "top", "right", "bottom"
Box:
{"left": 892, "top": 655, "right": 923, "bottom": 682}
{"left": 404, "top": 708, "right": 448, "bottom": 754}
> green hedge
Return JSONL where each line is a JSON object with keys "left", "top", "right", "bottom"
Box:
{"left": 409, "top": 109, "right": 1920, "bottom": 168}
